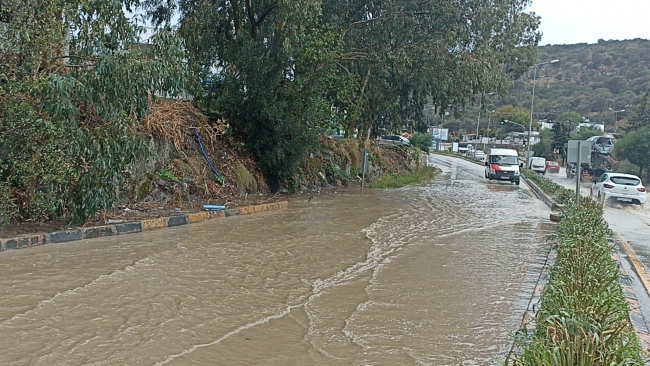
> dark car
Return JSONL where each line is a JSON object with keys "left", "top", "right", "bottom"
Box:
{"left": 545, "top": 161, "right": 560, "bottom": 174}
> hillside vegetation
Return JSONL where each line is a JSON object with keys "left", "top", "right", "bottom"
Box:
{"left": 439, "top": 39, "right": 650, "bottom": 135}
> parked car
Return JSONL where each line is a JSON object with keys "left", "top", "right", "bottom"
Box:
{"left": 473, "top": 150, "right": 485, "bottom": 159}
{"left": 378, "top": 135, "right": 410, "bottom": 147}
{"left": 545, "top": 161, "right": 560, "bottom": 174}
{"left": 590, "top": 172, "right": 647, "bottom": 205}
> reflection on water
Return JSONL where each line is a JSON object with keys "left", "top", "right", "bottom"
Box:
{"left": 0, "top": 155, "right": 553, "bottom": 365}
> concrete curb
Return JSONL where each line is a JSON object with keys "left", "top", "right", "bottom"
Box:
{"left": 0, "top": 201, "right": 288, "bottom": 251}
{"left": 520, "top": 175, "right": 565, "bottom": 211}
{"left": 615, "top": 234, "right": 650, "bottom": 353}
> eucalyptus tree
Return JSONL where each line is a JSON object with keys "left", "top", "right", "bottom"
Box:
{"left": 322, "top": 0, "right": 541, "bottom": 136}
{"left": 138, "top": 0, "right": 348, "bottom": 189}
{"left": 136, "top": 0, "right": 539, "bottom": 188}
{"left": 0, "top": 0, "right": 188, "bottom": 225}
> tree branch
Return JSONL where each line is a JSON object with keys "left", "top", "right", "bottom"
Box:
{"left": 255, "top": 2, "right": 278, "bottom": 27}
{"left": 246, "top": 0, "right": 256, "bottom": 37}
{"left": 343, "top": 11, "right": 434, "bottom": 36}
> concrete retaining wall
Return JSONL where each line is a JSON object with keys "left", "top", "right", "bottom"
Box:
{"left": 0, "top": 201, "right": 288, "bottom": 251}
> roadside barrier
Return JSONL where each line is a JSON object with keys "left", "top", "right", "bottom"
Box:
{"left": 0, "top": 201, "right": 288, "bottom": 251}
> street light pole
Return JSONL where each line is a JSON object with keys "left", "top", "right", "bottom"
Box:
{"left": 528, "top": 59, "right": 559, "bottom": 154}
{"left": 487, "top": 109, "right": 495, "bottom": 131}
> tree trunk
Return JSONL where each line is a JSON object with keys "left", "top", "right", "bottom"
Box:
{"left": 346, "top": 69, "right": 371, "bottom": 138}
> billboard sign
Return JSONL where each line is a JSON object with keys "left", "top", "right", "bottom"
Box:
{"left": 432, "top": 128, "right": 449, "bottom": 141}
{"left": 439, "top": 129, "right": 449, "bottom": 141}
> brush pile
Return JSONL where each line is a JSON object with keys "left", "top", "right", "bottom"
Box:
{"left": 133, "top": 100, "right": 266, "bottom": 203}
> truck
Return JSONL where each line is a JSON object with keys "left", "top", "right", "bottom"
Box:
{"left": 566, "top": 135, "right": 616, "bottom": 181}
{"left": 484, "top": 148, "right": 521, "bottom": 185}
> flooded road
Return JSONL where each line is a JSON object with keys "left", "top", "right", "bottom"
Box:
{"left": 0, "top": 154, "right": 554, "bottom": 366}
{"left": 545, "top": 168, "right": 650, "bottom": 267}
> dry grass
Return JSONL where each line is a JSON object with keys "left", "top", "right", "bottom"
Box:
{"left": 232, "top": 161, "right": 258, "bottom": 193}
{"left": 139, "top": 100, "right": 227, "bottom": 154}
{"left": 136, "top": 100, "right": 266, "bottom": 199}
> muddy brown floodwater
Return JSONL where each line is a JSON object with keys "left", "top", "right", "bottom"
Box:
{"left": 0, "top": 155, "right": 555, "bottom": 366}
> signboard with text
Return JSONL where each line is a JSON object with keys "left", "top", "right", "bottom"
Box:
{"left": 432, "top": 128, "right": 449, "bottom": 141}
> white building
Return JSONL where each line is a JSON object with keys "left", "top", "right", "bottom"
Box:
{"left": 578, "top": 122, "right": 605, "bottom": 131}
{"left": 539, "top": 120, "right": 554, "bottom": 130}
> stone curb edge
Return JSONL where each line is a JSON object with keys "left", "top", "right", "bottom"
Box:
{"left": 615, "top": 234, "right": 650, "bottom": 353}
{"left": 520, "top": 175, "right": 565, "bottom": 211}
{"left": 0, "top": 201, "right": 289, "bottom": 251}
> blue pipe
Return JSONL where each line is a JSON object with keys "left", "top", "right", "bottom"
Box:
{"left": 191, "top": 121, "right": 222, "bottom": 180}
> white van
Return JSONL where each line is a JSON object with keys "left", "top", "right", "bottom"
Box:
{"left": 528, "top": 157, "right": 546, "bottom": 175}
{"left": 484, "top": 148, "right": 521, "bottom": 185}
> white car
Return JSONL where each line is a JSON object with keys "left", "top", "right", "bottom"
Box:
{"left": 378, "top": 135, "right": 410, "bottom": 147}
{"left": 590, "top": 173, "right": 647, "bottom": 205}
{"left": 473, "top": 150, "right": 485, "bottom": 159}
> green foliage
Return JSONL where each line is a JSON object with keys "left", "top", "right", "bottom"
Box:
{"left": 570, "top": 125, "right": 604, "bottom": 141}
{"left": 493, "top": 40, "right": 650, "bottom": 133}
{"left": 0, "top": 0, "right": 188, "bottom": 227}
{"left": 408, "top": 133, "right": 433, "bottom": 153}
{"left": 614, "top": 125, "right": 650, "bottom": 178}
{"left": 509, "top": 198, "right": 643, "bottom": 365}
{"left": 521, "top": 169, "right": 574, "bottom": 204}
{"left": 370, "top": 167, "right": 439, "bottom": 189}
{"left": 232, "top": 162, "right": 258, "bottom": 193}
{"left": 531, "top": 129, "right": 555, "bottom": 159}
{"left": 0, "top": 183, "right": 18, "bottom": 228}
{"left": 156, "top": 168, "right": 181, "bottom": 183}
{"left": 552, "top": 120, "right": 571, "bottom": 157}
{"left": 624, "top": 90, "right": 650, "bottom": 132}
{"left": 495, "top": 105, "right": 531, "bottom": 129}
{"left": 138, "top": 0, "right": 539, "bottom": 188}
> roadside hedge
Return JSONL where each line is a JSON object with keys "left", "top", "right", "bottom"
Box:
{"left": 507, "top": 194, "right": 644, "bottom": 365}
{"left": 520, "top": 169, "right": 575, "bottom": 205}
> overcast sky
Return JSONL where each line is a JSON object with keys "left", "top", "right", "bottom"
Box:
{"left": 528, "top": 0, "right": 650, "bottom": 45}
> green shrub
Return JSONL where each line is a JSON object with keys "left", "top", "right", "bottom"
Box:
{"left": 508, "top": 198, "right": 643, "bottom": 365}
{"left": 521, "top": 169, "right": 575, "bottom": 204}
{"left": 408, "top": 133, "right": 433, "bottom": 153}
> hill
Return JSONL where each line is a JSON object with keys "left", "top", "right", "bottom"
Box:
{"left": 438, "top": 39, "right": 650, "bottom": 135}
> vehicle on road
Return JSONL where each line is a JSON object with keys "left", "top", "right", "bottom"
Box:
{"left": 527, "top": 157, "right": 546, "bottom": 175}
{"left": 545, "top": 161, "right": 560, "bottom": 174}
{"left": 378, "top": 135, "right": 410, "bottom": 147}
{"left": 590, "top": 172, "right": 647, "bottom": 205}
{"left": 484, "top": 148, "right": 520, "bottom": 185}
{"left": 473, "top": 150, "right": 485, "bottom": 159}
{"left": 570, "top": 135, "right": 617, "bottom": 182}
{"left": 566, "top": 163, "right": 591, "bottom": 180}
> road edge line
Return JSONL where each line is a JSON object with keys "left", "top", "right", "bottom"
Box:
{"left": 616, "top": 232, "right": 650, "bottom": 296}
